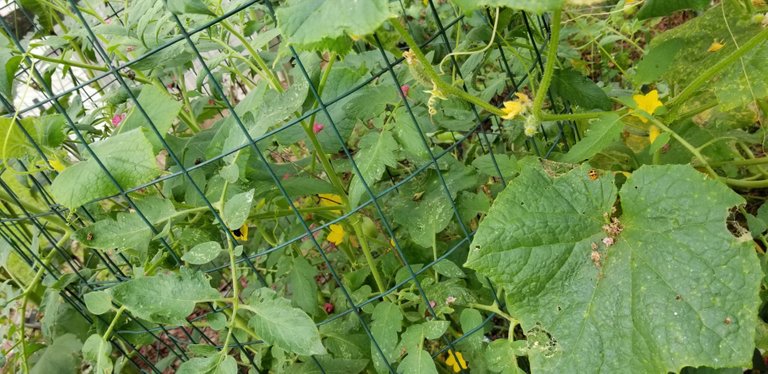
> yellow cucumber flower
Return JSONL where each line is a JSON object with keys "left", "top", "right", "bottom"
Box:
{"left": 648, "top": 125, "right": 660, "bottom": 144}
{"left": 501, "top": 101, "right": 523, "bottom": 120}
{"left": 327, "top": 224, "right": 345, "bottom": 245}
{"left": 445, "top": 350, "right": 467, "bottom": 372}
{"left": 232, "top": 223, "right": 248, "bottom": 241}
{"left": 632, "top": 90, "right": 663, "bottom": 123}
{"left": 319, "top": 194, "right": 343, "bottom": 214}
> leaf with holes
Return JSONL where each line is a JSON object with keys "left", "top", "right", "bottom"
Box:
{"left": 466, "top": 163, "right": 760, "bottom": 372}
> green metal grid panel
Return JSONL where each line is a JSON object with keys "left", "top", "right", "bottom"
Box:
{"left": 0, "top": 0, "right": 579, "bottom": 372}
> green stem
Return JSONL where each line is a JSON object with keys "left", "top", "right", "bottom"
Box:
{"left": 300, "top": 56, "right": 349, "bottom": 204}
{"left": 27, "top": 53, "right": 151, "bottom": 85}
{"left": 532, "top": 9, "right": 563, "bottom": 121}
{"left": 676, "top": 101, "right": 718, "bottom": 120}
{"left": 220, "top": 237, "right": 239, "bottom": 356}
{"left": 203, "top": 36, "right": 264, "bottom": 84}
{"left": 19, "top": 296, "right": 30, "bottom": 374}
{"left": 29, "top": 52, "right": 107, "bottom": 72}
{"left": 432, "top": 234, "right": 438, "bottom": 282}
{"left": 220, "top": 21, "right": 283, "bottom": 92}
{"left": 668, "top": 25, "right": 768, "bottom": 110}
{"left": 706, "top": 156, "right": 768, "bottom": 167}
{"left": 250, "top": 205, "right": 342, "bottom": 221}
{"left": 298, "top": 54, "right": 389, "bottom": 297}
{"left": 390, "top": 20, "right": 505, "bottom": 117}
{"left": 647, "top": 116, "right": 718, "bottom": 177}
{"left": 306, "top": 53, "right": 337, "bottom": 134}
{"left": 177, "top": 68, "right": 201, "bottom": 132}
{"left": 351, "top": 219, "right": 387, "bottom": 296}
{"left": 465, "top": 302, "right": 515, "bottom": 323}
{"left": 737, "top": 142, "right": 768, "bottom": 178}
{"left": 18, "top": 241, "right": 64, "bottom": 374}
{"left": 102, "top": 306, "right": 127, "bottom": 341}
{"left": 720, "top": 178, "right": 768, "bottom": 188}
{"left": 255, "top": 224, "right": 277, "bottom": 247}
{"left": 541, "top": 111, "right": 611, "bottom": 121}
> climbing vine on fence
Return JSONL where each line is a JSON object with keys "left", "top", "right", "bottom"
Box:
{"left": 1, "top": 0, "right": 768, "bottom": 373}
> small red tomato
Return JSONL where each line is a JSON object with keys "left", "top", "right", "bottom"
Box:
{"left": 323, "top": 302, "right": 334, "bottom": 314}
{"left": 400, "top": 84, "right": 410, "bottom": 97}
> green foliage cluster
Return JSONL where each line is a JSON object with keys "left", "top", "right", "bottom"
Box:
{"left": 1, "top": 0, "right": 768, "bottom": 373}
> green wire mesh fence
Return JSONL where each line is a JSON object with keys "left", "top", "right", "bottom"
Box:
{"left": 0, "top": 0, "right": 579, "bottom": 372}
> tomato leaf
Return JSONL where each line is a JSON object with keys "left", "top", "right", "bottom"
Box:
{"left": 117, "top": 85, "right": 183, "bottom": 150}
{"left": 50, "top": 129, "right": 161, "bottom": 209}
{"left": 181, "top": 241, "right": 222, "bottom": 265}
{"left": 276, "top": 0, "right": 394, "bottom": 52}
{"left": 222, "top": 189, "right": 254, "bottom": 229}
{"left": 244, "top": 288, "right": 326, "bottom": 356}
{"left": 75, "top": 197, "right": 176, "bottom": 256}
{"left": 111, "top": 269, "right": 220, "bottom": 325}
{"left": 348, "top": 130, "right": 399, "bottom": 208}
{"left": 371, "top": 302, "right": 403, "bottom": 373}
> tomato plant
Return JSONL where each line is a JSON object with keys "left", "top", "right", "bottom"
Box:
{"left": 1, "top": 0, "right": 768, "bottom": 373}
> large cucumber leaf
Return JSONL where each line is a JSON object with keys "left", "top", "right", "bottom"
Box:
{"left": 466, "top": 162, "right": 760, "bottom": 372}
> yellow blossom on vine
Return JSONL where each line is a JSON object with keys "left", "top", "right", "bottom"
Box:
{"left": 632, "top": 90, "right": 663, "bottom": 123}
{"left": 49, "top": 159, "right": 66, "bottom": 172}
{"left": 515, "top": 92, "right": 531, "bottom": 106}
{"left": 500, "top": 92, "right": 531, "bottom": 120}
{"left": 648, "top": 125, "right": 660, "bottom": 144}
{"left": 319, "top": 194, "right": 343, "bottom": 214}
{"left": 327, "top": 224, "right": 345, "bottom": 245}
{"left": 445, "top": 350, "right": 468, "bottom": 372}
{"left": 501, "top": 101, "right": 523, "bottom": 120}
{"left": 707, "top": 40, "right": 725, "bottom": 52}
{"left": 232, "top": 223, "right": 249, "bottom": 241}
